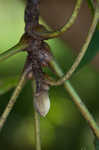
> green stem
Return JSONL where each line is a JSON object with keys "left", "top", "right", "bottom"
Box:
{"left": 34, "top": 110, "right": 41, "bottom": 150}
{"left": 0, "top": 42, "right": 27, "bottom": 62}
{"left": 86, "top": 0, "right": 95, "bottom": 16}
{"left": 0, "top": 71, "right": 27, "bottom": 132}
{"left": 33, "top": 0, "right": 83, "bottom": 39}
{"left": 47, "top": 6, "right": 99, "bottom": 86}
{"left": 49, "top": 59, "right": 99, "bottom": 139}
{"left": 32, "top": 81, "right": 41, "bottom": 150}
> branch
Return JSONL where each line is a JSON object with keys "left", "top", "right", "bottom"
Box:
{"left": 46, "top": 4, "right": 99, "bottom": 86}
{"left": 34, "top": 110, "right": 41, "bottom": 150}
{"left": 86, "top": 0, "right": 95, "bottom": 16}
{"left": 0, "top": 71, "right": 27, "bottom": 132}
{"left": 32, "top": 81, "right": 41, "bottom": 150}
{"left": 0, "top": 34, "right": 29, "bottom": 63}
{"left": 33, "top": 0, "right": 83, "bottom": 39}
{"left": 49, "top": 59, "right": 99, "bottom": 139}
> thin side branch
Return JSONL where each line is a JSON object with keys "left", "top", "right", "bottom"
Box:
{"left": 47, "top": 4, "right": 99, "bottom": 86}
{"left": 0, "top": 43, "right": 27, "bottom": 62}
{"left": 49, "top": 59, "right": 99, "bottom": 139}
{"left": 0, "top": 71, "right": 27, "bottom": 132}
{"left": 86, "top": 0, "right": 95, "bottom": 16}
{"left": 33, "top": 0, "right": 83, "bottom": 39}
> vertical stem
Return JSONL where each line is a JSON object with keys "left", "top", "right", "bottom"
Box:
{"left": 49, "top": 59, "right": 99, "bottom": 139}
{"left": 25, "top": 0, "right": 40, "bottom": 35}
{"left": 32, "top": 81, "right": 41, "bottom": 150}
{"left": 34, "top": 110, "right": 41, "bottom": 150}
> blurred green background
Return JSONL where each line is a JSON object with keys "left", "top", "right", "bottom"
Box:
{"left": 0, "top": 0, "right": 99, "bottom": 150}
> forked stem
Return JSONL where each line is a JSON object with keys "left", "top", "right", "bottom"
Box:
{"left": 33, "top": 0, "right": 83, "bottom": 39}
{"left": 32, "top": 81, "right": 41, "bottom": 150}
{"left": 0, "top": 71, "right": 27, "bottom": 131}
{"left": 49, "top": 59, "right": 99, "bottom": 139}
{"left": 47, "top": 4, "right": 99, "bottom": 86}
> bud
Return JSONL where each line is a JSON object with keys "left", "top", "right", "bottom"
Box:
{"left": 34, "top": 90, "right": 50, "bottom": 117}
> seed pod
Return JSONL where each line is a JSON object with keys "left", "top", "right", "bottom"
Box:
{"left": 34, "top": 90, "right": 50, "bottom": 117}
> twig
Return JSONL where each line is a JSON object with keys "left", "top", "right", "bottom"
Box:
{"left": 0, "top": 42, "right": 27, "bottom": 62}
{"left": 0, "top": 71, "right": 27, "bottom": 131}
{"left": 32, "top": 81, "right": 41, "bottom": 150}
{"left": 46, "top": 4, "right": 99, "bottom": 86}
{"left": 49, "top": 59, "right": 99, "bottom": 139}
{"left": 86, "top": 0, "right": 95, "bottom": 16}
{"left": 33, "top": 0, "right": 83, "bottom": 39}
{"left": 34, "top": 110, "right": 41, "bottom": 150}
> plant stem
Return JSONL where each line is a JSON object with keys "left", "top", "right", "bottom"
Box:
{"left": 0, "top": 71, "right": 27, "bottom": 132}
{"left": 49, "top": 59, "right": 99, "bottom": 139}
{"left": 0, "top": 43, "right": 26, "bottom": 62}
{"left": 33, "top": 0, "right": 83, "bottom": 39}
{"left": 32, "top": 81, "right": 41, "bottom": 150}
{"left": 47, "top": 5, "right": 99, "bottom": 86}
{"left": 34, "top": 110, "right": 41, "bottom": 150}
{"left": 86, "top": 0, "right": 95, "bottom": 16}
